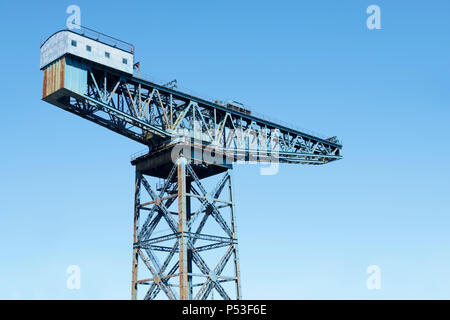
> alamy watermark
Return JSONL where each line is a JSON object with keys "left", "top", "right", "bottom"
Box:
{"left": 66, "top": 5, "right": 81, "bottom": 30}
{"left": 66, "top": 265, "right": 81, "bottom": 290}
{"left": 366, "top": 265, "right": 381, "bottom": 290}
{"left": 366, "top": 5, "right": 381, "bottom": 30}
{"left": 169, "top": 122, "right": 281, "bottom": 176}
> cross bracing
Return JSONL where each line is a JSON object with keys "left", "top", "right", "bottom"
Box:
{"left": 131, "top": 157, "right": 241, "bottom": 300}
{"left": 44, "top": 58, "right": 342, "bottom": 165}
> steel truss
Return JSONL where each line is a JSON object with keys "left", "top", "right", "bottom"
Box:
{"left": 56, "top": 59, "right": 341, "bottom": 165}
{"left": 131, "top": 156, "right": 241, "bottom": 300}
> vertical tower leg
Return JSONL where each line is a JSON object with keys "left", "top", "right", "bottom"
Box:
{"left": 186, "top": 179, "right": 193, "bottom": 300}
{"left": 229, "top": 172, "right": 242, "bottom": 299}
{"left": 177, "top": 157, "right": 189, "bottom": 300}
{"left": 131, "top": 170, "right": 141, "bottom": 300}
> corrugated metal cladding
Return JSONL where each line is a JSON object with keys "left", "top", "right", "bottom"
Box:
{"left": 42, "top": 57, "right": 65, "bottom": 98}
{"left": 42, "top": 57, "right": 87, "bottom": 99}
{"left": 64, "top": 57, "right": 87, "bottom": 95}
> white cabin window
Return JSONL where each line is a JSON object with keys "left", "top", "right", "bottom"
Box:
{"left": 71, "top": 40, "right": 77, "bottom": 47}
{"left": 105, "top": 52, "right": 110, "bottom": 58}
{"left": 122, "top": 58, "right": 127, "bottom": 64}
{"left": 86, "top": 45, "right": 92, "bottom": 52}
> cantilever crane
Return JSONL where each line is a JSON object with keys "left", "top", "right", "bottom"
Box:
{"left": 40, "top": 26, "right": 342, "bottom": 300}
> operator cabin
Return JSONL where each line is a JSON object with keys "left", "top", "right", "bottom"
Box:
{"left": 40, "top": 28, "right": 134, "bottom": 100}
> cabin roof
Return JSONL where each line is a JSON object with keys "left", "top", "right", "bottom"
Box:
{"left": 41, "top": 26, "right": 134, "bottom": 55}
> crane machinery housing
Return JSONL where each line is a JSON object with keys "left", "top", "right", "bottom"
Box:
{"left": 40, "top": 26, "right": 343, "bottom": 300}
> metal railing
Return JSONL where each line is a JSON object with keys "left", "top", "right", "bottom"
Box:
{"left": 71, "top": 25, "right": 135, "bottom": 54}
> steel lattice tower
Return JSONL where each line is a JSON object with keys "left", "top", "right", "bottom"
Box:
{"left": 40, "top": 26, "right": 342, "bottom": 300}
{"left": 131, "top": 154, "right": 241, "bottom": 300}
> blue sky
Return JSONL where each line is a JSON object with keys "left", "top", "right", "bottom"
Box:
{"left": 0, "top": 0, "right": 449, "bottom": 299}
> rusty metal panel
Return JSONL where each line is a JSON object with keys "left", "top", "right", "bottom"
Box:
{"left": 42, "top": 58, "right": 65, "bottom": 99}
{"left": 42, "top": 57, "right": 87, "bottom": 99}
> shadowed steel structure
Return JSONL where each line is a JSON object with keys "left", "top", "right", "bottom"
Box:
{"left": 40, "top": 26, "right": 343, "bottom": 300}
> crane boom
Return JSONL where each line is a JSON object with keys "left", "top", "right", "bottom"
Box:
{"left": 41, "top": 28, "right": 342, "bottom": 167}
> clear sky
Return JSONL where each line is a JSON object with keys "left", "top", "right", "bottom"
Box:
{"left": 0, "top": 0, "right": 449, "bottom": 299}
